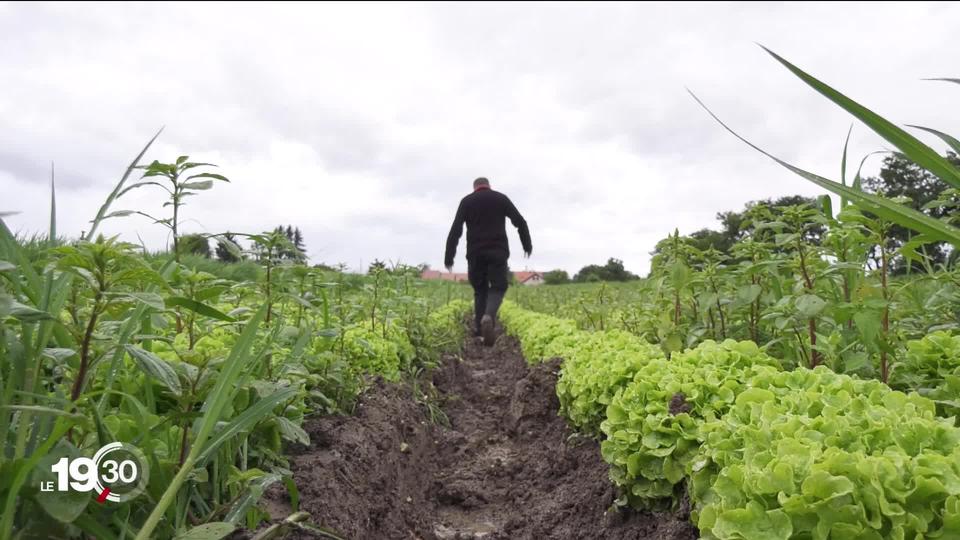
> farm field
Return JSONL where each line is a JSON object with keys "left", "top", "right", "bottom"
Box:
{"left": 4, "top": 5, "right": 960, "bottom": 540}
{"left": 7, "top": 156, "right": 960, "bottom": 539}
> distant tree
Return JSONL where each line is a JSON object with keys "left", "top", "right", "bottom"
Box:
{"left": 178, "top": 233, "right": 210, "bottom": 258}
{"left": 293, "top": 228, "right": 306, "bottom": 255}
{"left": 272, "top": 224, "right": 308, "bottom": 262}
{"left": 687, "top": 228, "right": 734, "bottom": 254}
{"left": 368, "top": 259, "right": 387, "bottom": 274}
{"left": 543, "top": 269, "right": 570, "bottom": 285}
{"left": 215, "top": 232, "right": 241, "bottom": 263}
{"left": 312, "top": 262, "right": 337, "bottom": 272}
{"left": 861, "top": 152, "right": 960, "bottom": 273}
{"left": 573, "top": 258, "right": 638, "bottom": 282}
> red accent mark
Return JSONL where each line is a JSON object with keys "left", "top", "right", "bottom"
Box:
{"left": 96, "top": 488, "right": 110, "bottom": 503}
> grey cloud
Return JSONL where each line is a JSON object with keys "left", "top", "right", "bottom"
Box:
{"left": 3, "top": 2, "right": 960, "bottom": 276}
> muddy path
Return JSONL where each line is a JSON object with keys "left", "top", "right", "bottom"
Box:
{"left": 269, "top": 328, "right": 697, "bottom": 540}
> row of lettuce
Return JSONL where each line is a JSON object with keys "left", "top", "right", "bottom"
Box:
{"left": 499, "top": 301, "right": 960, "bottom": 540}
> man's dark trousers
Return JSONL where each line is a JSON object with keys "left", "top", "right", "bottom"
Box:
{"left": 468, "top": 254, "right": 509, "bottom": 333}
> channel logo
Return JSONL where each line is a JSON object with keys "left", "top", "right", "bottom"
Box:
{"left": 41, "top": 442, "right": 149, "bottom": 503}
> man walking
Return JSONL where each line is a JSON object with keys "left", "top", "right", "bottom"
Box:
{"left": 445, "top": 177, "right": 532, "bottom": 346}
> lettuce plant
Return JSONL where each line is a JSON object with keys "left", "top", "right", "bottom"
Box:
{"left": 600, "top": 340, "right": 781, "bottom": 506}
{"left": 693, "top": 367, "right": 960, "bottom": 540}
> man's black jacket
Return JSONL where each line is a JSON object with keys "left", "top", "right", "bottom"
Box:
{"left": 444, "top": 187, "right": 532, "bottom": 267}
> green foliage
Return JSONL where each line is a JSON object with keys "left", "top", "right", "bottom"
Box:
{"left": 0, "top": 144, "right": 472, "bottom": 539}
{"left": 694, "top": 367, "right": 960, "bottom": 540}
{"left": 502, "top": 299, "right": 960, "bottom": 537}
{"left": 107, "top": 156, "right": 230, "bottom": 263}
{"left": 499, "top": 303, "right": 665, "bottom": 433}
{"left": 554, "top": 328, "right": 663, "bottom": 433}
{"left": 499, "top": 302, "right": 578, "bottom": 361}
{"left": 862, "top": 153, "right": 960, "bottom": 272}
{"left": 892, "top": 331, "right": 960, "bottom": 420}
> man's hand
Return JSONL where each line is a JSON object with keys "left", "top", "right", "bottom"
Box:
{"left": 445, "top": 264, "right": 453, "bottom": 273}
{"left": 523, "top": 250, "right": 532, "bottom": 259}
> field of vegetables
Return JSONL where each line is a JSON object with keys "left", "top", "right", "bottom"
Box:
{"left": 4, "top": 49, "right": 960, "bottom": 540}
{"left": 493, "top": 55, "right": 960, "bottom": 539}
{"left": 0, "top": 165, "right": 473, "bottom": 539}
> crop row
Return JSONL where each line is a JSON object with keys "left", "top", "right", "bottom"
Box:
{"left": 0, "top": 215, "right": 471, "bottom": 540}
{"left": 499, "top": 301, "right": 960, "bottom": 539}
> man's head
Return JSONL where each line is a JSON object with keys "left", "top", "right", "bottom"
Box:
{"left": 473, "top": 177, "right": 490, "bottom": 190}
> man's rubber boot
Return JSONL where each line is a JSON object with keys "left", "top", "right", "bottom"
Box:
{"left": 481, "top": 314, "right": 495, "bottom": 347}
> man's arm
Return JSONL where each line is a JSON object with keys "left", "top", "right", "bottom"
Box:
{"left": 444, "top": 200, "right": 466, "bottom": 270}
{"left": 505, "top": 197, "right": 532, "bottom": 256}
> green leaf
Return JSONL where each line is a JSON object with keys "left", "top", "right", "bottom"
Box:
{"left": 854, "top": 311, "right": 881, "bottom": 345}
{"left": 166, "top": 297, "right": 235, "bottom": 322}
{"left": 41, "top": 348, "right": 77, "bottom": 363}
{"left": 181, "top": 180, "right": 214, "bottom": 191}
{"left": 738, "top": 284, "right": 763, "bottom": 305}
{"left": 225, "top": 473, "right": 281, "bottom": 525}
{"left": 907, "top": 125, "right": 960, "bottom": 156}
{"left": 118, "top": 292, "right": 165, "bottom": 311}
{"left": 0, "top": 260, "right": 13, "bottom": 271}
{"left": 173, "top": 522, "right": 236, "bottom": 540}
{"left": 72, "top": 514, "right": 118, "bottom": 540}
{"left": 713, "top": 502, "right": 792, "bottom": 540}
{"left": 195, "top": 387, "right": 298, "bottom": 466}
{"left": 796, "top": 294, "right": 827, "bottom": 318}
{"left": 186, "top": 173, "right": 229, "bottom": 182}
{"left": 282, "top": 476, "right": 300, "bottom": 513}
{"left": 9, "top": 301, "right": 53, "bottom": 322}
{"left": 117, "top": 181, "right": 168, "bottom": 198}
{"left": 125, "top": 345, "right": 183, "bottom": 396}
{"left": 276, "top": 417, "right": 310, "bottom": 446}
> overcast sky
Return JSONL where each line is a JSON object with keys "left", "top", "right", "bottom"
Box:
{"left": 2, "top": 2, "right": 959, "bottom": 275}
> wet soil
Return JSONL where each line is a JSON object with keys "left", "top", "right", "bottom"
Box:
{"left": 267, "top": 328, "right": 697, "bottom": 540}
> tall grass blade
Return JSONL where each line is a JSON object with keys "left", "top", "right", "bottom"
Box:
{"left": 195, "top": 387, "right": 298, "bottom": 467}
{"left": 689, "top": 90, "right": 960, "bottom": 246}
{"left": 840, "top": 125, "right": 853, "bottom": 208}
{"left": 88, "top": 127, "right": 163, "bottom": 239}
{"left": 134, "top": 304, "right": 268, "bottom": 540}
{"left": 49, "top": 162, "right": 56, "bottom": 245}
{"left": 760, "top": 46, "right": 960, "bottom": 189}
{"left": 906, "top": 125, "right": 960, "bottom": 156}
